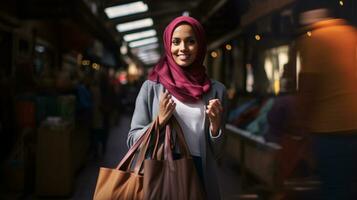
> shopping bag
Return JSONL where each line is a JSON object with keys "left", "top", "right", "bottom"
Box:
{"left": 143, "top": 116, "right": 205, "bottom": 200}
{"left": 93, "top": 118, "right": 160, "bottom": 200}
{"left": 93, "top": 116, "right": 205, "bottom": 200}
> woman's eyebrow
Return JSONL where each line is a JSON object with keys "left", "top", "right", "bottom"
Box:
{"left": 172, "top": 36, "right": 195, "bottom": 40}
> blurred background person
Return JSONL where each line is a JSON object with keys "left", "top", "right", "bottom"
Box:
{"left": 296, "top": 0, "right": 357, "bottom": 199}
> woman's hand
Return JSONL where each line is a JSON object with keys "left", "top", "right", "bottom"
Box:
{"left": 206, "top": 99, "right": 223, "bottom": 136}
{"left": 158, "top": 91, "right": 176, "bottom": 128}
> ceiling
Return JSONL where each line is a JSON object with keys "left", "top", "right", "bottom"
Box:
{"left": 100, "top": 0, "right": 245, "bottom": 66}
{"left": 8, "top": 0, "right": 250, "bottom": 66}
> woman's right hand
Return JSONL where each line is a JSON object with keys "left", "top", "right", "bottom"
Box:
{"left": 158, "top": 91, "right": 176, "bottom": 128}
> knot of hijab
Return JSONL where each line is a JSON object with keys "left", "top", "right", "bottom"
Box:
{"left": 148, "top": 16, "right": 211, "bottom": 103}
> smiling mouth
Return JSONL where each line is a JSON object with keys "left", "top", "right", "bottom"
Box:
{"left": 177, "top": 54, "right": 190, "bottom": 60}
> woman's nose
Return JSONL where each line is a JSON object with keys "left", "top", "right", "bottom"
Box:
{"left": 179, "top": 42, "right": 188, "bottom": 51}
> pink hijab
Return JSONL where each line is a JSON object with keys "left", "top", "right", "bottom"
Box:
{"left": 148, "top": 16, "right": 211, "bottom": 103}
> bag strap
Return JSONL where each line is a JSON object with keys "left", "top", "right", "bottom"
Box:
{"left": 132, "top": 117, "right": 160, "bottom": 174}
{"left": 156, "top": 143, "right": 164, "bottom": 160}
{"left": 160, "top": 116, "right": 191, "bottom": 161}
{"left": 116, "top": 117, "right": 159, "bottom": 171}
{"left": 164, "top": 123, "right": 174, "bottom": 161}
{"left": 117, "top": 115, "right": 193, "bottom": 173}
{"left": 115, "top": 131, "right": 146, "bottom": 170}
{"left": 151, "top": 116, "right": 191, "bottom": 160}
{"left": 161, "top": 116, "right": 193, "bottom": 171}
{"left": 152, "top": 123, "right": 161, "bottom": 159}
{"left": 152, "top": 128, "right": 164, "bottom": 160}
{"left": 170, "top": 116, "right": 191, "bottom": 158}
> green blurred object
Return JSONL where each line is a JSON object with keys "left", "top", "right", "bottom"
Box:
{"left": 57, "top": 95, "right": 76, "bottom": 123}
{"left": 36, "top": 95, "right": 76, "bottom": 124}
{"left": 35, "top": 96, "right": 58, "bottom": 125}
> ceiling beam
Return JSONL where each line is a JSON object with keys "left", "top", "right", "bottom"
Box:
{"left": 241, "top": 0, "right": 296, "bottom": 27}
{"left": 207, "top": 27, "right": 241, "bottom": 51}
{"left": 200, "top": 0, "right": 229, "bottom": 24}
{"left": 191, "top": 0, "right": 229, "bottom": 24}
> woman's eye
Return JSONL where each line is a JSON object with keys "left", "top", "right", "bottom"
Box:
{"left": 172, "top": 40, "right": 180, "bottom": 45}
{"left": 188, "top": 39, "right": 196, "bottom": 44}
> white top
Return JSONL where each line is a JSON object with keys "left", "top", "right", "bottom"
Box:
{"left": 172, "top": 96, "right": 205, "bottom": 156}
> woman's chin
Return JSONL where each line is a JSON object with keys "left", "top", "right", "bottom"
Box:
{"left": 177, "top": 61, "right": 193, "bottom": 67}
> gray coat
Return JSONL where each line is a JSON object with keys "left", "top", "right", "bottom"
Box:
{"left": 127, "top": 79, "right": 228, "bottom": 200}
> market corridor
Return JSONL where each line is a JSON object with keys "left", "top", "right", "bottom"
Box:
{"left": 73, "top": 114, "right": 242, "bottom": 200}
{"left": 26, "top": 114, "right": 243, "bottom": 200}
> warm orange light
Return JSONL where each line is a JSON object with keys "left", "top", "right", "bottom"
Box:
{"left": 307, "top": 31, "right": 312, "bottom": 37}
{"left": 211, "top": 51, "right": 218, "bottom": 58}
{"left": 225, "top": 44, "right": 232, "bottom": 51}
{"left": 92, "top": 63, "right": 100, "bottom": 70}
{"left": 81, "top": 60, "right": 90, "bottom": 66}
{"left": 255, "top": 34, "right": 261, "bottom": 41}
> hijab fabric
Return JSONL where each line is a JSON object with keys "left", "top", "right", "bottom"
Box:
{"left": 148, "top": 16, "right": 211, "bottom": 103}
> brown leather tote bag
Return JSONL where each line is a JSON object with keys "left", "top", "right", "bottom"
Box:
{"left": 93, "top": 116, "right": 205, "bottom": 200}
{"left": 143, "top": 117, "right": 206, "bottom": 200}
{"left": 93, "top": 118, "right": 160, "bottom": 200}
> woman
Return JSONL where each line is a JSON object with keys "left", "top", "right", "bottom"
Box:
{"left": 127, "top": 16, "right": 227, "bottom": 200}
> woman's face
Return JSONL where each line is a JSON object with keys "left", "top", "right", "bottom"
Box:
{"left": 171, "top": 24, "right": 198, "bottom": 67}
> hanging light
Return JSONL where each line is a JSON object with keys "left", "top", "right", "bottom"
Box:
{"left": 123, "top": 30, "right": 157, "bottom": 42}
{"left": 92, "top": 63, "right": 100, "bottom": 70}
{"left": 211, "top": 51, "right": 218, "bottom": 58}
{"left": 81, "top": 60, "right": 90, "bottom": 66}
{"left": 225, "top": 44, "right": 232, "bottom": 51}
{"left": 307, "top": 31, "right": 312, "bottom": 37}
{"left": 129, "top": 37, "right": 158, "bottom": 48}
{"left": 116, "top": 18, "right": 154, "bottom": 32}
{"left": 105, "top": 1, "right": 148, "bottom": 19}
{"left": 255, "top": 34, "right": 261, "bottom": 41}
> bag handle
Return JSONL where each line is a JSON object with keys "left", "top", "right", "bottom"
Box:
{"left": 164, "top": 123, "right": 174, "bottom": 161}
{"left": 151, "top": 116, "right": 191, "bottom": 160}
{"left": 115, "top": 131, "right": 147, "bottom": 170}
{"left": 132, "top": 117, "right": 161, "bottom": 174}
{"left": 152, "top": 122, "right": 162, "bottom": 160}
{"left": 162, "top": 116, "right": 192, "bottom": 161}
{"left": 171, "top": 116, "right": 191, "bottom": 158}
{"left": 116, "top": 115, "right": 193, "bottom": 173}
{"left": 162, "top": 116, "right": 193, "bottom": 171}
{"left": 116, "top": 117, "right": 159, "bottom": 171}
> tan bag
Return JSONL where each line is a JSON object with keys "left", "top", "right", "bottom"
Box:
{"left": 93, "top": 116, "right": 205, "bottom": 200}
{"left": 93, "top": 118, "right": 159, "bottom": 200}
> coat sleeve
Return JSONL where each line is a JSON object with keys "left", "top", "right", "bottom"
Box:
{"left": 208, "top": 83, "right": 228, "bottom": 159}
{"left": 127, "top": 81, "right": 154, "bottom": 148}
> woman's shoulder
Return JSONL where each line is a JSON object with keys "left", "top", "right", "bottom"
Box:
{"left": 141, "top": 79, "right": 162, "bottom": 88}
{"left": 210, "top": 79, "right": 226, "bottom": 91}
{"left": 139, "top": 80, "right": 164, "bottom": 96}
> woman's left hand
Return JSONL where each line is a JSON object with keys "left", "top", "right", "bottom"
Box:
{"left": 206, "top": 99, "right": 223, "bottom": 137}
